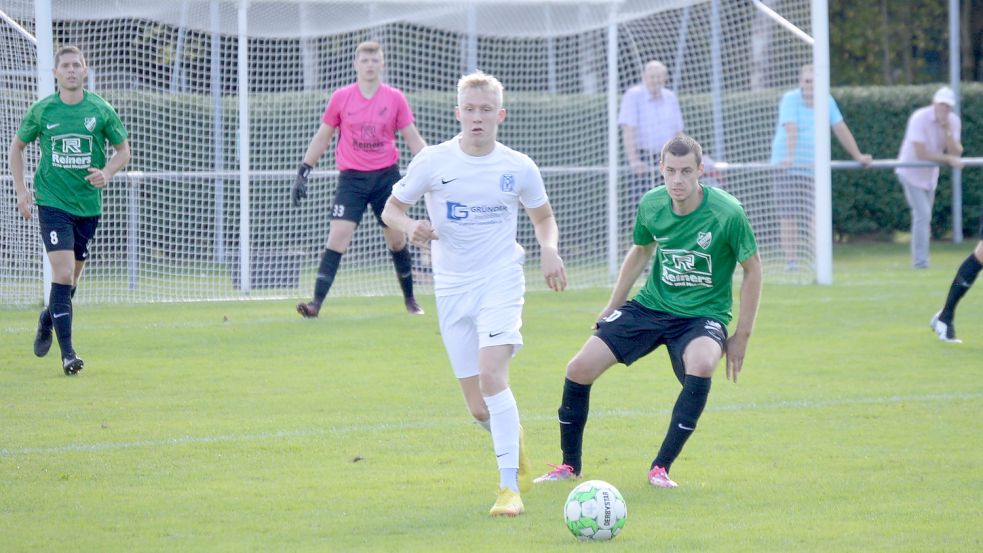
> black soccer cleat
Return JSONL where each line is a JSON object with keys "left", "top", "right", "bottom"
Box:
{"left": 62, "top": 354, "right": 84, "bottom": 376}
{"left": 296, "top": 302, "right": 320, "bottom": 319}
{"left": 34, "top": 308, "right": 53, "bottom": 357}
{"left": 405, "top": 297, "right": 425, "bottom": 316}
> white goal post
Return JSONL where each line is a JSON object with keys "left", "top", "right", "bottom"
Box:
{"left": 1, "top": 0, "right": 819, "bottom": 306}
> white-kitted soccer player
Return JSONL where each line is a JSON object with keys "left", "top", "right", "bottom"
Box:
{"left": 382, "top": 70, "right": 567, "bottom": 517}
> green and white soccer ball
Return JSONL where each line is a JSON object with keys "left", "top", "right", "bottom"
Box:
{"left": 563, "top": 479, "right": 627, "bottom": 541}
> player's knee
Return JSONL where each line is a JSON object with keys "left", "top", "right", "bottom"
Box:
{"left": 50, "top": 266, "right": 75, "bottom": 285}
{"left": 683, "top": 361, "right": 716, "bottom": 378}
{"left": 565, "top": 357, "right": 599, "bottom": 385}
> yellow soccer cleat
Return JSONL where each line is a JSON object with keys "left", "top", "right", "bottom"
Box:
{"left": 489, "top": 487, "right": 524, "bottom": 517}
{"left": 518, "top": 425, "right": 533, "bottom": 493}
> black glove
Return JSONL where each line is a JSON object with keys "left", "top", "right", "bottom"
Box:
{"left": 292, "top": 162, "right": 312, "bottom": 207}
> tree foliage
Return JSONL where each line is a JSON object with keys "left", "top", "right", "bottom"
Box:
{"left": 830, "top": 0, "right": 982, "bottom": 85}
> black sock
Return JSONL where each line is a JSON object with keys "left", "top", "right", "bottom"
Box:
{"left": 49, "top": 283, "right": 75, "bottom": 359}
{"left": 391, "top": 246, "right": 414, "bottom": 299}
{"left": 41, "top": 286, "right": 75, "bottom": 331}
{"left": 653, "top": 375, "right": 711, "bottom": 472}
{"left": 312, "top": 249, "right": 343, "bottom": 306}
{"left": 558, "top": 378, "right": 592, "bottom": 474}
{"left": 940, "top": 254, "right": 982, "bottom": 322}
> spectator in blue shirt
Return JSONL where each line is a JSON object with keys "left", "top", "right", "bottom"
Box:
{"left": 770, "top": 64, "right": 871, "bottom": 271}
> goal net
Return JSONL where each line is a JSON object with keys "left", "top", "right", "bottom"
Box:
{"left": 0, "top": 0, "right": 814, "bottom": 306}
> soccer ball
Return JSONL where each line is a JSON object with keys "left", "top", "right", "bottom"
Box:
{"left": 563, "top": 480, "right": 627, "bottom": 541}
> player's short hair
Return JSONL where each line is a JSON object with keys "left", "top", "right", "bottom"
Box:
{"left": 457, "top": 70, "right": 504, "bottom": 107}
{"left": 55, "top": 45, "right": 86, "bottom": 68}
{"left": 355, "top": 41, "right": 383, "bottom": 59}
{"left": 661, "top": 133, "right": 703, "bottom": 166}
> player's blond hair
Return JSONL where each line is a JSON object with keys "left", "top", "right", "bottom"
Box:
{"left": 457, "top": 70, "right": 504, "bottom": 108}
{"left": 661, "top": 133, "right": 703, "bottom": 166}
{"left": 55, "top": 45, "right": 86, "bottom": 68}
{"left": 355, "top": 41, "right": 383, "bottom": 59}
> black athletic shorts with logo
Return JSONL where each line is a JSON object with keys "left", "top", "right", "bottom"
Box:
{"left": 38, "top": 205, "right": 100, "bottom": 261}
{"left": 594, "top": 300, "right": 728, "bottom": 383}
{"left": 332, "top": 164, "right": 401, "bottom": 225}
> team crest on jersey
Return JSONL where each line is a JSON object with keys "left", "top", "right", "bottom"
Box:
{"left": 84, "top": 117, "right": 96, "bottom": 131}
{"left": 500, "top": 174, "right": 515, "bottom": 192}
{"left": 697, "top": 231, "right": 712, "bottom": 249}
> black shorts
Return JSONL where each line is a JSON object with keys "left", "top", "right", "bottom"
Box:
{"left": 332, "top": 164, "right": 401, "bottom": 225}
{"left": 976, "top": 214, "right": 983, "bottom": 240}
{"left": 773, "top": 170, "right": 813, "bottom": 219}
{"left": 38, "top": 205, "right": 100, "bottom": 261}
{"left": 594, "top": 300, "right": 727, "bottom": 383}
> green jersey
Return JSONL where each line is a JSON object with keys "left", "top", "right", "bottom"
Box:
{"left": 16, "top": 90, "right": 128, "bottom": 217}
{"left": 632, "top": 184, "right": 757, "bottom": 325}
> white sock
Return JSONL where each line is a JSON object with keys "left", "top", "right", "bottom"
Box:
{"left": 484, "top": 388, "right": 520, "bottom": 492}
{"left": 499, "top": 468, "right": 519, "bottom": 492}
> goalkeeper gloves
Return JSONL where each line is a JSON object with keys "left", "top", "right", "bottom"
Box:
{"left": 292, "top": 162, "right": 312, "bottom": 207}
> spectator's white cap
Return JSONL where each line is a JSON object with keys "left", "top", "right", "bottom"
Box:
{"left": 932, "top": 86, "right": 956, "bottom": 107}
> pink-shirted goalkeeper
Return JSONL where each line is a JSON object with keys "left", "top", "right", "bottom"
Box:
{"left": 292, "top": 40, "right": 427, "bottom": 318}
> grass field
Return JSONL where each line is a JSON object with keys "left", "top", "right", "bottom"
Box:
{"left": 1, "top": 242, "right": 981, "bottom": 552}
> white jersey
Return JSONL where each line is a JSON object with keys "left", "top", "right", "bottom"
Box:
{"left": 392, "top": 136, "right": 548, "bottom": 296}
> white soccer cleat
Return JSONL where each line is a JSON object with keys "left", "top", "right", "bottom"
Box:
{"left": 930, "top": 311, "right": 962, "bottom": 343}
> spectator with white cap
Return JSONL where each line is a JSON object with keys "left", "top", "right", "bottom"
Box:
{"left": 895, "top": 86, "right": 964, "bottom": 269}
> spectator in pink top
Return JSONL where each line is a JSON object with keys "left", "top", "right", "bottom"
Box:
{"left": 292, "top": 41, "right": 427, "bottom": 317}
{"left": 895, "top": 86, "right": 964, "bottom": 269}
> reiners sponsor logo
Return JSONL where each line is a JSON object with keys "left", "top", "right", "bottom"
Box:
{"left": 50, "top": 134, "right": 94, "bottom": 170}
{"left": 659, "top": 248, "right": 712, "bottom": 287}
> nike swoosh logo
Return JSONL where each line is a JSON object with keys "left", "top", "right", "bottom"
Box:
{"left": 677, "top": 423, "right": 694, "bottom": 431}
{"left": 558, "top": 420, "right": 572, "bottom": 425}
{"left": 489, "top": 331, "right": 505, "bottom": 338}
{"left": 52, "top": 312, "right": 70, "bottom": 319}
{"left": 441, "top": 178, "right": 458, "bottom": 184}
{"left": 496, "top": 453, "right": 508, "bottom": 458}
{"left": 47, "top": 123, "right": 60, "bottom": 129}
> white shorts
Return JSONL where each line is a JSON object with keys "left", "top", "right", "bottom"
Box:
{"left": 436, "top": 264, "right": 525, "bottom": 379}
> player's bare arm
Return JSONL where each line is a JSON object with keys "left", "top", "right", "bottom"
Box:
{"left": 292, "top": 124, "right": 338, "bottom": 206}
{"left": 725, "top": 252, "right": 762, "bottom": 383}
{"left": 302, "top": 123, "right": 337, "bottom": 167}
{"left": 382, "top": 195, "right": 437, "bottom": 247}
{"left": 525, "top": 202, "right": 566, "bottom": 291}
{"left": 9, "top": 136, "right": 32, "bottom": 220}
{"left": 85, "top": 140, "right": 131, "bottom": 189}
{"left": 598, "top": 243, "right": 655, "bottom": 322}
{"left": 398, "top": 123, "right": 427, "bottom": 157}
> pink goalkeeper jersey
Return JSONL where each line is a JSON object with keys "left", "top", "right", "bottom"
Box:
{"left": 322, "top": 82, "right": 415, "bottom": 171}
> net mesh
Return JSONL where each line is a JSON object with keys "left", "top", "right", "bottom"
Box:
{"left": 1, "top": 0, "right": 814, "bottom": 305}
